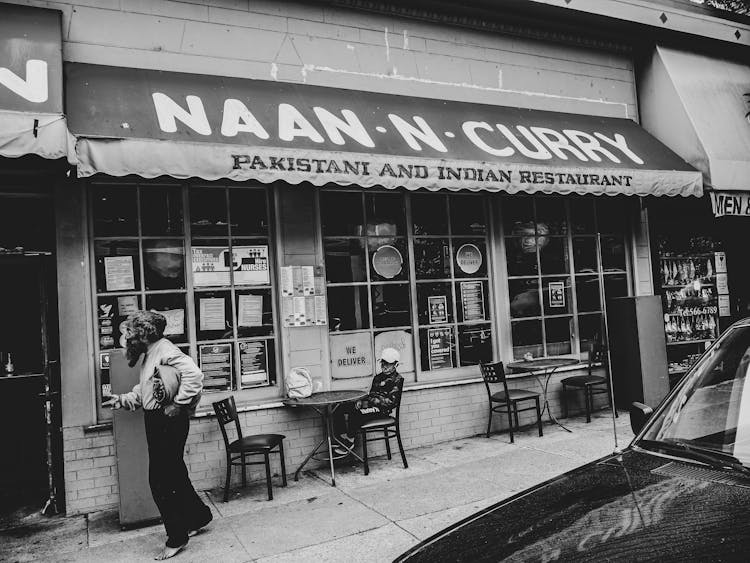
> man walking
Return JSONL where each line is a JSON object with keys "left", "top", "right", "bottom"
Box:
{"left": 104, "top": 311, "right": 212, "bottom": 560}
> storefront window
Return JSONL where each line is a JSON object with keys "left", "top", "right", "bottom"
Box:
{"left": 91, "top": 182, "right": 277, "bottom": 418}
{"left": 503, "top": 196, "right": 631, "bottom": 360}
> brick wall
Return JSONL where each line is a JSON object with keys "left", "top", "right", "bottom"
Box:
{"left": 63, "top": 368, "right": 608, "bottom": 515}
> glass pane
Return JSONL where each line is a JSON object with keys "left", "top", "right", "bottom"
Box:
{"left": 535, "top": 198, "right": 567, "bottom": 235}
{"left": 191, "top": 240, "right": 230, "bottom": 288}
{"left": 539, "top": 237, "right": 569, "bottom": 275}
{"left": 503, "top": 197, "right": 534, "bottom": 236}
{"left": 194, "top": 290, "right": 233, "bottom": 341}
{"left": 508, "top": 278, "right": 540, "bottom": 318}
{"left": 94, "top": 240, "right": 140, "bottom": 293}
{"left": 93, "top": 186, "right": 138, "bottom": 237}
{"left": 190, "top": 188, "right": 228, "bottom": 237}
{"left": 143, "top": 239, "right": 185, "bottom": 290}
{"left": 140, "top": 186, "right": 183, "bottom": 236}
{"left": 371, "top": 283, "right": 411, "bottom": 328}
{"left": 324, "top": 238, "right": 367, "bottom": 283}
{"left": 366, "top": 193, "right": 406, "bottom": 236}
{"left": 604, "top": 274, "right": 629, "bottom": 303}
{"left": 230, "top": 241, "right": 271, "bottom": 286}
{"left": 96, "top": 294, "right": 141, "bottom": 350}
{"left": 542, "top": 276, "right": 572, "bottom": 315}
{"left": 575, "top": 275, "right": 601, "bottom": 312}
{"left": 145, "top": 293, "right": 187, "bottom": 344}
{"left": 546, "top": 316, "right": 572, "bottom": 355}
{"left": 511, "top": 320, "right": 543, "bottom": 360}
{"left": 416, "top": 282, "right": 453, "bottom": 325}
{"left": 450, "top": 196, "right": 486, "bottom": 235}
{"left": 456, "top": 280, "right": 490, "bottom": 323}
{"left": 454, "top": 239, "right": 487, "bottom": 278}
{"left": 321, "top": 191, "right": 363, "bottom": 236}
{"left": 458, "top": 324, "right": 493, "bottom": 366}
{"left": 420, "top": 327, "right": 457, "bottom": 372}
{"left": 573, "top": 236, "right": 598, "bottom": 273}
{"left": 601, "top": 235, "right": 627, "bottom": 272}
{"left": 579, "top": 314, "right": 603, "bottom": 357}
{"left": 505, "top": 236, "right": 538, "bottom": 277}
{"left": 412, "top": 194, "right": 448, "bottom": 235}
{"left": 369, "top": 237, "right": 408, "bottom": 282}
{"left": 230, "top": 189, "right": 268, "bottom": 236}
{"left": 235, "top": 289, "right": 274, "bottom": 338}
{"left": 327, "top": 286, "right": 370, "bottom": 331}
{"left": 570, "top": 198, "right": 595, "bottom": 234}
{"left": 239, "top": 339, "right": 275, "bottom": 388}
{"left": 414, "top": 238, "right": 451, "bottom": 279}
{"left": 597, "top": 197, "right": 628, "bottom": 234}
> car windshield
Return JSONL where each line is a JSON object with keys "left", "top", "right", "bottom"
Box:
{"left": 640, "top": 323, "right": 750, "bottom": 466}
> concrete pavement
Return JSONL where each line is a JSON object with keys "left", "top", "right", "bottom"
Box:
{"left": 0, "top": 411, "right": 632, "bottom": 563}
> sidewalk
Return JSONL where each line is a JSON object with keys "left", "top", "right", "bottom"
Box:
{"left": 1, "top": 411, "right": 632, "bottom": 563}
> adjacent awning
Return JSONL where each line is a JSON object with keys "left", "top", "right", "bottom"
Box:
{"left": 66, "top": 62, "right": 701, "bottom": 197}
{"left": 0, "top": 5, "right": 74, "bottom": 161}
{"left": 640, "top": 46, "right": 750, "bottom": 193}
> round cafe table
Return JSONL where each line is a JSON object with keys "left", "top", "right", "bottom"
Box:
{"left": 506, "top": 357, "right": 579, "bottom": 433}
{"left": 283, "top": 389, "right": 367, "bottom": 486}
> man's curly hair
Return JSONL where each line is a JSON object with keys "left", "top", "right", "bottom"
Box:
{"left": 124, "top": 311, "right": 167, "bottom": 366}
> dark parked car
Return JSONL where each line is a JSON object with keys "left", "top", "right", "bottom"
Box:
{"left": 396, "top": 319, "right": 750, "bottom": 562}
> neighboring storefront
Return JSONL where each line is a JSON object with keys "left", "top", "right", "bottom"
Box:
{"left": 640, "top": 46, "right": 750, "bottom": 386}
{"left": 0, "top": 3, "right": 69, "bottom": 517}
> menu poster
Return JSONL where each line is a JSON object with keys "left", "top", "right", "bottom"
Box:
{"left": 716, "top": 273, "right": 729, "bottom": 295}
{"left": 199, "top": 343, "right": 232, "bottom": 391}
{"left": 104, "top": 256, "right": 135, "bottom": 291}
{"left": 238, "top": 294, "right": 263, "bottom": 327}
{"left": 239, "top": 341, "right": 268, "bottom": 386}
{"left": 233, "top": 246, "right": 270, "bottom": 285}
{"left": 192, "top": 247, "right": 231, "bottom": 287}
{"left": 117, "top": 295, "right": 139, "bottom": 317}
{"left": 293, "top": 267, "right": 304, "bottom": 295}
{"left": 314, "top": 295, "right": 328, "bottom": 325}
{"left": 428, "top": 327, "right": 453, "bottom": 370}
{"left": 281, "top": 266, "right": 294, "bottom": 296}
{"left": 718, "top": 294, "right": 732, "bottom": 317}
{"left": 460, "top": 281, "right": 486, "bottom": 321}
{"left": 199, "top": 297, "right": 226, "bottom": 331}
{"left": 281, "top": 296, "right": 295, "bottom": 326}
{"left": 302, "top": 266, "right": 315, "bottom": 295}
{"left": 293, "top": 296, "right": 306, "bottom": 323}
{"left": 428, "top": 295, "right": 448, "bottom": 324}
{"left": 161, "top": 308, "right": 185, "bottom": 336}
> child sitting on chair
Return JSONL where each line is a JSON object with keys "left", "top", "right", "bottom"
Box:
{"left": 334, "top": 347, "right": 403, "bottom": 454}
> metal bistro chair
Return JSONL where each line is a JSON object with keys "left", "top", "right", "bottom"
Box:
{"left": 561, "top": 342, "right": 618, "bottom": 423}
{"left": 480, "top": 361, "right": 543, "bottom": 443}
{"left": 212, "top": 396, "right": 287, "bottom": 502}
{"left": 358, "top": 378, "right": 408, "bottom": 475}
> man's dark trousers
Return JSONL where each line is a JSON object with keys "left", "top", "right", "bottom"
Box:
{"left": 144, "top": 408, "right": 211, "bottom": 548}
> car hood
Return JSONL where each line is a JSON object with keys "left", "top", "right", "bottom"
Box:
{"left": 397, "top": 449, "right": 750, "bottom": 562}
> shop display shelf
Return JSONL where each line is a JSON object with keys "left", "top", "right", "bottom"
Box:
{"left": 665, "top": 338, "right": 715, "bottom": 346}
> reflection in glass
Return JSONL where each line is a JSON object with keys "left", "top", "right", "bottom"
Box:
{"left": 416, "top": 282, "right": 453, "bottom": 325}
{"left": 570, "top": 198, "right": 595, "bottom": 234}
{"left": 141, "top": 186, "right": 183, "bottom": 236}
{"left": 578, "top": 314, "right": 603, "bottom": 356}
{"left": 366, "top": 193, "right": 405, "bottom": 236}
{"left": 573, "top": 237, "right": 598, "bottom": 273}
{"left": 539, "top": 237, "right": 569, "bottom": 275}
{"left": 458, "top": 324, "right": 493, "bottom": 366}
{"left": 419, "top": 327, "right": 456, "bottom": 372}
{"left": 321, "top": 191, "right": 363, "bottom": 236}
{"left": 412, "top": 195, "right": 448, "bottom": 235}
{"left": 194, "top": 290, "right": 233, "bottom": 341}
{"left": 601, "top": 235, "right": 626, "bottom": 272}
{"left": 542, "top": 277, "right": 571, "bottom": 315}
{"left": 511, "top": 320, "right": 543, "bottom": 360}
{"left": 230, "top": 189, "right": 268, "bottom": 235}
{"left": 454, "top": 239, "right": 487, "bottom": 278}
{"left": 502, "top": 197, "right": 534, "bottom": 236}
{"left": 327, "top": 286, "right": 369, "bottom": 331}
{"left": 235, "top": 289, "right": 274, "bottom": 338}
{"left": 95, "top": 240, "right": 140, "bottom": 293}
{"left": 145, "top": 293, "right": 187, "bottom": 344}
{"left": 190, "top": 188, "right": 228, "bottom": 237}
{"left": 143, "top": 239, "right": 185, "bottom": 290}
{"left": 508, "top": 278, "right": 540, "bottom": 318}
{"left": 604, "top": 274, "right": 629, "bottom": 302}
{"left": 93, "top": 186, "right": 138, "bottom": 237}
{"left": 368, "top": 237, "right": 408, "bottom": 282}
{"left": 535, "top": 198, "right": 567, "bottom": 235}
{"left": 504, "top": 236, "right": 538, "bottom": 277}
{"left": 575, "top": 275, "right": 601, "bottom": 312}
{"left": 413, "top": 238, "right": 450, "bottom": 279}
{"left": 324, "top": 238, "right": 367, "bottom": 283}
{"left": 596, "top": 197, "right": 628, "bottom": 234}
{"left": 371, "top": 283, "right": 411, "bottom": 328}
{"left": 450, "top": 196, "right": 486, "bottom": 235}
{"left": 545, "top": 316, "right": 572, "bottom": 355}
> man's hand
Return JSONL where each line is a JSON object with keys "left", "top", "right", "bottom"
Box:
{"left": 164, "top": 403, "right": 182, "bottom": 418}
{"left": 102, "top": 394, "right": 122, "bottom": 409}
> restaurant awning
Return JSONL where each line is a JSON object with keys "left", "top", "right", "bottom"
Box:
{"left": 0, "top": 5, "right": 74, "bottom": 162}
{"left": 66, "top": 62, "right": 702, "bottom": 197}
{"left": 640, "top": 46, "right": 750, "bottom": 193}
